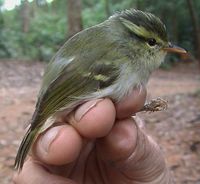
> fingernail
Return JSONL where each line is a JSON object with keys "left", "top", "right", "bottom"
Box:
{"left": 39, "top": 126, "right": 62, "bottom": 153}
{"left": 75, "top": 99, "right": 104, "bottom": 122}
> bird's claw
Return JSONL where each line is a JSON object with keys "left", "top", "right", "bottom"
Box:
{"left": 140, "top": 97, "right": 168, "bottom": 112}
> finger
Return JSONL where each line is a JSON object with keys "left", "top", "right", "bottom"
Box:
{"left": 96, "top": 118, "right": 137, "bottom": 162}
{"left": 32, "top": 125, "right": 82, "bottom": 165}
{"left": 67, "top": 98, "right": 116, "bottom": 139}
{"left": 116, "top": 127, "right": 171, "bottom": 183}
{"left": 96, "top": 118, "right": 170, "bottom": 182}
{"left": 32, "top": 98, "right": 116, "bottom": 165}
{"left": 13, "top": 158, "right": 77, "bottom": 184}
{"left": 115, "top": 86, "right": 147, "bottom": 119}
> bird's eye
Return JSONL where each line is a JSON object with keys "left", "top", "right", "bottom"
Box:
{"left": 147, "top": 38, "right": 157, "bottom": 47}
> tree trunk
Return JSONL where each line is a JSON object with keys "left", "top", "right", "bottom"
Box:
{"left": 21, "top": 0, "right": 30, "bottom": 33}
{"left": 186, "top": 0, "right": 200, "bottom": 64}
{"left": 105, "top": 0, "right": 111, "bottom": 17}
{"left": 67, "top": 0, "right": 83, "bottom": 37}
{"left": 172, "top": 12, "right": 178, "bottom": 43}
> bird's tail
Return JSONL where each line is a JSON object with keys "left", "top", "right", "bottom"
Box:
{"left": 14, "top": 125, "right": 39, "bottom": 170}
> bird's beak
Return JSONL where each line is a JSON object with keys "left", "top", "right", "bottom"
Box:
{"left": 162, "top": 43, "right": 187, "bottom": 54}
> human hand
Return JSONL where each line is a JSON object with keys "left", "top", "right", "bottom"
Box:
{"left": 13, "top": 87, "right": 172, "bottom": 184}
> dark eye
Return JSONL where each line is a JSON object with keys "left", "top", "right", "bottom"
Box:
{"left": 147, "top": 38, "right": 157, "bottom": 46}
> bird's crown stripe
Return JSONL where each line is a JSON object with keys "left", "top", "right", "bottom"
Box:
{"left": 120, "top": 17, "right": 163, "bottom": 43}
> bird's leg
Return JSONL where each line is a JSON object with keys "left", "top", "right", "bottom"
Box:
{"left": 140, "top": 97, "right": 168, "bottom": 112}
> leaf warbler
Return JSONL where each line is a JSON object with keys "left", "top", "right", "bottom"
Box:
{"left": 15, "top": 9, "right": 186, "bottom": 170}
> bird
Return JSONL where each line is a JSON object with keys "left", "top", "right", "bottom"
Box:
{"left": 15, "top": 9, "right": 186, "bottom": 170}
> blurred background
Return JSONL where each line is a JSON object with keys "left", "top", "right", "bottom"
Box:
{"left": 0, "top": 0, "right": 199, "bottom": 183}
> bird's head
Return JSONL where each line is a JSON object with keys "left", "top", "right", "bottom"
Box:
{"left": 110, "top": 9, "right": 186, "bottom": 71}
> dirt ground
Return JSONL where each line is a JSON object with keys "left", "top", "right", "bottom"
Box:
{"left": 0, "top": 60, "right": 200, "bottom": 184}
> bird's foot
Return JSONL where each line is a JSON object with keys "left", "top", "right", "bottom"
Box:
{"left": 140, "top": 97, "right": 168, "bottom": 112}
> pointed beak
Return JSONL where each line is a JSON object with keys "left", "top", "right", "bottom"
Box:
{"left": 163, "top": 43, "right": 187, "bottom": 54}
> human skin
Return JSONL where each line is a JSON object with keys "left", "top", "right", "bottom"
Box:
{"left": 13, "top": 87, "right": 172, "bottom": 184}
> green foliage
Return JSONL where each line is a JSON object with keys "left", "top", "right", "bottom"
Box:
{"left": 83, "top": 2, "right": 107, "bottom": 28}
{"left": 24, "top": 12, "right": 66, "bottom": 60}
{"left": 0, "top": 0, "right": 199, "bottom": 62}
{"left": 0, "top": 1, "right": 67, "bottom": 60}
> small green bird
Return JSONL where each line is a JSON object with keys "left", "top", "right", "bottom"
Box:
{"left": 15, "top": 9, "right": 186, "bottom": 170}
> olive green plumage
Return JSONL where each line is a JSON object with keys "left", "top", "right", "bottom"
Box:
{"left": 15, "top": 9, "right": 169, "bottom": 170}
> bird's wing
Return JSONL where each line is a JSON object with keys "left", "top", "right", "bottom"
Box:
{"left": 31, "top": 54, "right": 119, "bottom": 129}
{"left": 30, "top": 25, "right": 121, "bottom": 129}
